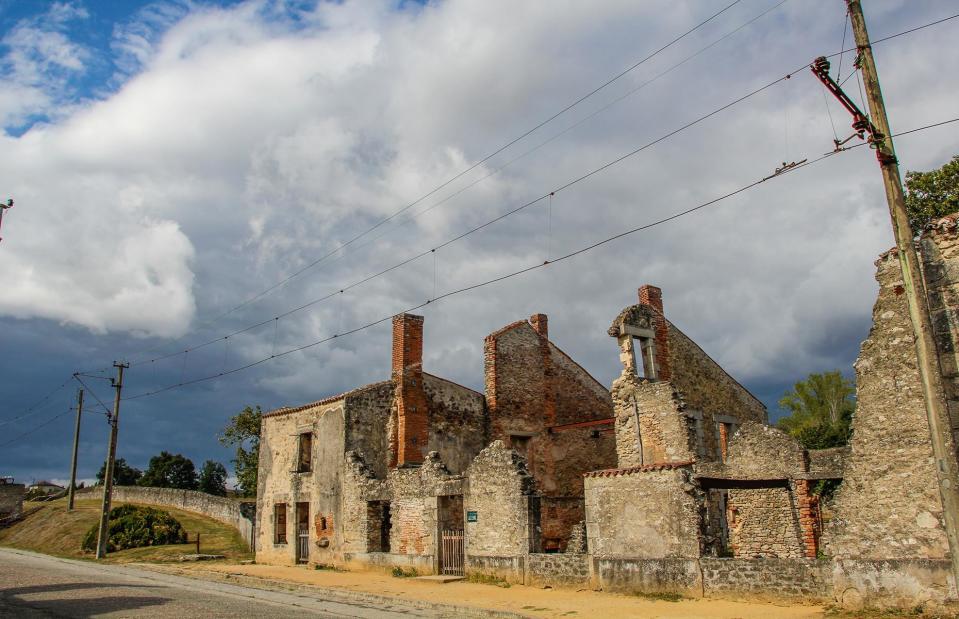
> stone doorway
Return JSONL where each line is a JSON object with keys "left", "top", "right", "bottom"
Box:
{"left": 295, "top": 502, "right": 310, "bottom": 564}
{"left": 437, "top": 495, "right": 464, "bottom": 576}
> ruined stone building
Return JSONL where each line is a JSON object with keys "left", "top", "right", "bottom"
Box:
{"left": 256, "top": 310, "right": 614, "bottom": 569}
{"left": 256, "top": 225, "right": 959, "bottom": 608}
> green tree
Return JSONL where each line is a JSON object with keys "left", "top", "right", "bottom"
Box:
{"left": 905, "top": 154, "right": 959, "bottom": 234}
{"left": 777, "top": 371, "right": 855, "bottom": 450}
{"left": 198, "top": 460, "right": 228, "bottom": 496}
{"left": 139, "top": 451, "right": 198, "bottom": 490}
{"left": 95, "top": 458, "right": 143, "bottom": 486}
{"left": 219, "top": 405, "right": 262, "bottom": 498}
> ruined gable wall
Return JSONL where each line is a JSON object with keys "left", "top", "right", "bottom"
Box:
{"left": 344, "top": 383, "right": 393, "bottom": 480}
{"left": 256, "top": 400, "right": 345, "bottom": 565}
{"left": 584, "top": 466, "right": 702, "bottom": 559}
{"left": 423, "top": 374, "right": 487, "bottom": 475}
{"left": 612, "top": 375, "right": 693, "bottom": 467}
{"left": 485, "top": 322, "right": 615, "bottom": 497}
{"left": 666, "top": 324, "right": 767, "bottom": 461}
{"left": 822, "top": 251, "right": 949, "bottom": 560}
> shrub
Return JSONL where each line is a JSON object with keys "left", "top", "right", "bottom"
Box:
{"left": 81, "top": 504, "right": 187, "bottom": 553}
{"left": 391, "top": 566, "right": 418, "bottom": 578}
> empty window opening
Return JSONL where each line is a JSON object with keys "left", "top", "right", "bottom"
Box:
{"left": 274, "top": 503, "right": 287, "bottom": 544}
{"left": 633, "top": 337, "right": 657, "bottom": 379}
{"left": 510, "top": 434, "right": 532, "bottom": 459}
{"left": 297, "top": 432, "right": 313, "bottom": 473}
{"left": 320, "top": 516, "right": 328, "bottom": 531}
{"left": 367, "top": 501, "right": 391, "bottom": 553}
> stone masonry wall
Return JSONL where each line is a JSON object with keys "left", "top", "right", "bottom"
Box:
{"left": 464, "top": 441, "right": 536, "bottom": 560}
{"left": 700, "top": 558, "right": 831, "bottom": 600}
{"left": 484, "top": 320, "right": 615, "bottom": 499}
{"left": 823, "top": 250, "right": 950, "bottom": 560}
{"left": 584, "top": 465, "right": 701, "bottom": 559}
{"left": 423, "top": 373, "right": 487, "bottom": 475}
{"left": 85, "top": 485, "right": 255, "bottom": 548}
{"left": 611, "top": 375, "right": 692, "bottom": 467}
{"left": 726, "top": 487, "right": 804, "bottom": 559}
{"left": 920, "top": 217, "right": 959, "bottom": 459}
{"left": 0, "top": 482, "right": 25, "bottom": 519}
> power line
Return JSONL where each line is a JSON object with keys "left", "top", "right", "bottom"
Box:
{"left": 120, "top": 116, "right": 959, "bottom": 402}
{"left": 117, "top": 1, "right": 746, "bottom": 364}
{"left": 103, "top": 9, "right": 959, "bottom": 376}
{"left": 0, "top": 376, "right": 73, "bottom": 427}
{"left": 0, "top": 407, "right": 74, "bottom": 448}
{"left": 116, "top": 62, "right": 794, "bottom": 371}
{"left": 72, "top": 375, "right": 112, "bottom": 416}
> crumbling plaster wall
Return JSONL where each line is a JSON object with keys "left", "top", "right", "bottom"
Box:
{"left": 823, "top": 250, "right": 950, "bottom": 560}
{"left": 584, "top": 465, "right": 702, "bottom": 559}
{"left": 256, "top": 399, "right": 345, "bottom": 565}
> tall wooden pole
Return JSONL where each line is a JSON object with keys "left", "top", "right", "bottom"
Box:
{"left": 847, "top": 0, "right": 959, "bottom": 587}
{"left": 67, "top": 388, "right": 83, "bottom": 511}
{"left": 95, "top": 362, "right": 128, "bottom": 559}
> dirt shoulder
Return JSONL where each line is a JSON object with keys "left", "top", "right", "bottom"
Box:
{"left": 146, "top": 562, "right": 826, "bottom": 619}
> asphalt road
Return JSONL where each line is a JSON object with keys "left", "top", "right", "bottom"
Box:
{"left": 0, "top": 548, "right": 440, "bottom": 618}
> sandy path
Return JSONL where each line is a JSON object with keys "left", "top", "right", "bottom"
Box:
{"left": 172, "top": 563, "right": 826, "bottom": 619}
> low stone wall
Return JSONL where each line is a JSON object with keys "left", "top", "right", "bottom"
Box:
{"left": 591, "top": 557, "right": 703, "bottom": 597}
{"left": 344, "top": 552, "right": 434, "bottom": 574}
{"left": 466, "top": 555, "right": 525, "bottom": 583}
{"left": 701, "top": 557, "right": 830, "bottom": 601}
{"left": 833, "top": 559, "right": 956, "bottom": 609}
{"left": 525, "top": 554, "right": 589, "bottom": 588}
{"left": 77, "top": 486, "right": 255, "bottom": 548}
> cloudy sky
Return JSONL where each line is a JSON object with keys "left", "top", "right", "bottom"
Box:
{"left": 1, "top": 0, "right": 956, "bottom": 486}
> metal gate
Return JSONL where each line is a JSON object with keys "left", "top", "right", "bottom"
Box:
{"left": 297, "top": 523, "right": 310, "bottom": 563}
{"left": 440, "top": 529, "right": 464, "bottom": 576}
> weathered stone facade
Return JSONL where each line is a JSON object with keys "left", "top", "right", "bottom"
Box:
{"left": 0, "top": 479, "right": 25, "bottom": 520}
{"left": 822, "top": 250, "right": 950, "bottom": 560}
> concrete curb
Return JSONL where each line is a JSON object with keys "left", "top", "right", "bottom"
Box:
{"left": 143, "top": 565, "right": 531, "bottom": 619}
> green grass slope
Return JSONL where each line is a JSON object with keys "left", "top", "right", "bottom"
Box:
{"left": 0, "top": 498, "right": 252, "bottom": 563}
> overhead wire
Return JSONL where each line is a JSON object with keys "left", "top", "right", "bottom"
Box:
{"left": 117, "top": 62, "right": 794, "bottom": 371}
{"left": 71, "top": 375, "right": 113, "bottom": 416}
{"left": 92, "top": 9, "right": 959, "bottom": 376}
{"left": 115, "top": 0, "right": 746, "bottom": 364}
{"left": 0, "top": 376, "right": 73, "bottom": 427}
{"left": 119, "top": 116, "right": 959, "bottom": 402}
{"left": 16, "top": 9, "right": 959, "bottom": 433}
{"left": 0, "top": 407, "right": 75, "bottom": 449}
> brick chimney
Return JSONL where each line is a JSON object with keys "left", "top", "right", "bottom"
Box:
{"left": 391, "top": 314, "right": 428, "bottom": 467}
{"left": 529, "top": 313, "right": 548, "bottom": 339}
{"left": 638, "top": 285, "right": 671, "bottom": 381}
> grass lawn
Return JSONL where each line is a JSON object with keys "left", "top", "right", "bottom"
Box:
{"left": 0, "top": 497, "right": 252, "bottom": 564}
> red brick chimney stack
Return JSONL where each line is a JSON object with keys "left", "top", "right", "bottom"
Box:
{"left": 637, "top": 285, "right": 671, "bottom": 381}
{"left": 392, "top": 314, "right": 428, "bottom": 467}
{"left": 529, "top": 313, "right": 548, "bottom": 339}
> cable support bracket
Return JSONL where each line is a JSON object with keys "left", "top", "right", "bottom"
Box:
{"left": 810, "top": 56, "right": 895, "bottom": 165}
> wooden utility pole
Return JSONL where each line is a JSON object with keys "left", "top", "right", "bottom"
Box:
{"left": 67, "top": 388, "right": 84, "bottom": 511}
{"left": 95, "top": 362, "right": 128, "bottom": 559}
{"left": 846, "top": 0, "right": 959, "bottom": 586}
